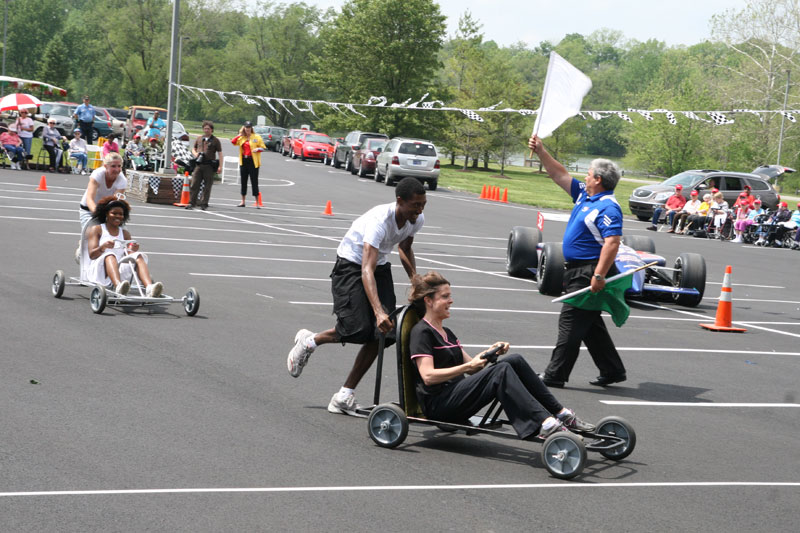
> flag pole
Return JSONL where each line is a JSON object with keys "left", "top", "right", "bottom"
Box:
{"left": 529, "top": 51, "right": 556, "bottom": 159}
{"left": 551, "top": 262, "right": 658, "bottom": 303}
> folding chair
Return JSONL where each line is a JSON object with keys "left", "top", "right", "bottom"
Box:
{"left": 221, "top": 156, "right": 239, "bottom": 184}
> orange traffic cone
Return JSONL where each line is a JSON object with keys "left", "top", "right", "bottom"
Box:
{"left": 480, "top": 185, "right": 487, "bottom": 199}
{"left": 257, "top": 192, "right": 263, "bottom": 207}
{"left": 700, "top": 265, "right": 747, "bottom": 332}
{"left": 322, "top": 200, "right": 333, "bottom": 216}
{"left": 501, "top": 188, "right": 508, "bottom": 203}
{"left": 173, "top": 172, "right": 191, "bottom": 207}
{"left": 36, "top": 175, "right": 48, "bottom": 191}
{"left": 492, "top": 186, "right": 500, "bottom": 201}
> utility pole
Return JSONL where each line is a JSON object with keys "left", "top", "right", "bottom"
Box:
{"left": 2, "top": 0, "right": 9, "bottom": 98}
{"left": 175, "top": 36, "right": 187, "bottom": 121}
{"left": 776, "top": 69, "right": 790, "bottom": 170}
{"left": 163, "top": 0, "right": 180, "bottom": 175}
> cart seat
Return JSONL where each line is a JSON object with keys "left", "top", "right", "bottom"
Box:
{"left": 395, "top": 305, "right": 425, "bottom": 417}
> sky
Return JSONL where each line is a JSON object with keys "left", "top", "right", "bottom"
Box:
{"left": 310, "top": 0, "right": 752, "bottom": 48}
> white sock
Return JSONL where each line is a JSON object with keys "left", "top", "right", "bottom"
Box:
{"left": 305, "top": 336, "right": 317, "bottom": 350}
{"left": 338, "top": 387, "right": 354, "bottom": 397}
{"left": 541, "top": 417, "right": 558, "bottom": 430}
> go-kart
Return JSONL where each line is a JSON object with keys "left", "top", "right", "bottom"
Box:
{"left": 361, "top": 306, "right": 637, "bottom": 480}
{"left": 506, "top": 227, "right": 706, "bottom": 307}
{"left": 51, "top": 221, "right": 200, "bottom": 315}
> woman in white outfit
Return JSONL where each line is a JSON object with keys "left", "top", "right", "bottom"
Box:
{"left": 79, "top": 152, "right": 127, "bottom": 230}
{"left": 86, "top": 196, "right": 163, "bottom": 297}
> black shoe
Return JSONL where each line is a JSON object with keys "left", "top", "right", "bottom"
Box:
{"left": 538, "top": 373, "right": 565, "bottom": 388}
{"left": 645, "top": 226, "right": 657, "bottom": 231}
{"left": 201, "top": 206, "right": 207, "bottom": 211}
{"left": 185, "top": 205, "right": 194, "bottom": 210}
{"left": 589, "top": 374, "right": 627, "bottom": 387}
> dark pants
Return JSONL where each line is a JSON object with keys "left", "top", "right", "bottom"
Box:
{"left": 44, "top": 144, "right": 63, "bottom": 169}
{"left": 652, "top": 207, "right": 676, "bottom": 227}
{"left": 189, "top": 163, "right": 215, "bottom": 207}
{"left": 79, "top": 121, "right": 94, "bottom": 143}
{"left": 239, "top": 157, "right": 259, "bottom": 197}
{"left": 424, "top": 354, "right": 563, "bottom": 440}
{"left": 545, "top": 262, "right": 626, "bottom": 383}
{"left": 330, "top": 257, "right": 396, "bottom": 345}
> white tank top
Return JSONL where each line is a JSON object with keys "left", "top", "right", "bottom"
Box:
{"left": 99, "top": 223, "right": 125, "bottom": 261}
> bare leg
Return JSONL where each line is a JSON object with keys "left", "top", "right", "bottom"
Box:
{"left": 343, "top": 340, "right": 379, "bottom": 389}
{"left": 104, "top": 255, "right": 121, "bottom": 285}
{"left": 313, "top": 328, "right": 340, "bottom": 346}
{"left": 135, "top": 256, "right": 153, "bottom": 286}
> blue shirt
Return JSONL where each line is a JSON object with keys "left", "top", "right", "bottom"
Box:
{"left": 74, "top": 103, "right": 95, "bottom": 122}
{"left": 145, "top": 117, "right": 166, "bottom": 138}
{"left": 561, "top": 178, "right": 623, "bottom": 262}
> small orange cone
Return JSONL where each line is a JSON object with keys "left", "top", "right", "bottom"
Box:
{"left": 322, "top": 200, "right": 333, "bottom": 216}
{"left": 257, "top": 192, "right": 263, "bottom": 207}
{"left": 492, "top": 186, "right": 500, "bottom": 201}
{"left": 480, "top": 185, "right": 487, "bottom": 199}
{"left": 501, "top": 188, "right": 508, "bottom": 203}
{"left": 36, "top": 175, "right": 48, "bottom": 191}
{"left": 700, "top": 265, "right": 747, "bottom": 332}
{"left": 173, "top": 172, "right": 191, "bottom": 207}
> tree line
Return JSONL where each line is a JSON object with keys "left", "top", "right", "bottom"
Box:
{"left": 8, "top": 0, "right": 800, "bottom": 190}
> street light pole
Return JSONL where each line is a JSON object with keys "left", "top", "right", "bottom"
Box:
{"left": 776, "top": 69, "right": 790, "bottom": 169}
{"left": 163, "top": 0, "right": 180, "bottom": 175}
{"left": 2, "top": 0, "right": 9, "bottom": 98}
{"left": 176, "top": 36, "right": 186, "bottom": 121}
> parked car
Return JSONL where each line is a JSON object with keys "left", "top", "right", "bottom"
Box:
{"left": 351, "top": 138, "right": 388, "bottom": 177}
{"left": 332, "top": 130, "right": 388, "bottom": 171}
{"left": 98, "top": 107, "right": 125, "bottom": 137}
{"left": 375, "top": 137, "right": 440, "bottom": 190}
{"left": 32, "top": 102, "right": 74, "bottom": 137}
{"left": 254, "top": 125, "right": 288, "bottom": 151}
{"left": 628, "top": 168, "right": 781, "bottom": 220}
{"left": 281, "top": 129, "right": 305, "bottom": 156}
{"left": 323, "top": 137, "right": 345, "bottom": 166}
{"left": 290, "top": 131, "right": 333, "bottom": 161}
{"left": 125, "top": 105, "right": 168, "bottom": 140}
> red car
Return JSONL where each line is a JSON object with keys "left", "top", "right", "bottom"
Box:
{"left": 351, "top": 138, "right": 388, "bottom": 177}
{"left": 291, "top": 131, "right": 333, "bottom": 161}
{"left": 281, "top": 128, "right": 304, "bottom": 156}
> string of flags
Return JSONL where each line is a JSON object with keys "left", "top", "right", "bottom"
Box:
{"left": 174, "top": 83, "right": 798, "bottom": 126}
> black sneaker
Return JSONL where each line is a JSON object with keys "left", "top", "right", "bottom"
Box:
{"left": 538, "top": 373, "right": 565, "bottom": 388}
{"left": 558, "top": 408, "right": 595, "bottom": 432}
{"left": 538, "top": 419, "right": 565, "bottom": 438}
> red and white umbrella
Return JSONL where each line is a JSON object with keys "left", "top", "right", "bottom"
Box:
{"left": 0, "top": 93, "right": 43, "bottom": 112}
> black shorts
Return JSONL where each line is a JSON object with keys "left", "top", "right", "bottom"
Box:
{"left": 330, "top": 257, "right": 396, "bottom": 345}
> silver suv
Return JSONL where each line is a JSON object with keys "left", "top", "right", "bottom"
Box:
{"left": 375, "top": 138, "right": 440, "bottom": 190}
{"left": 32, "top": 103, "right": 74, "bottom": 137}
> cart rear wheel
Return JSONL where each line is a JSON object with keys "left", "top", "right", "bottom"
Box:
{"left": 542, "top": 431, "right": 586, "bottom": 480}
{"left": 595, "top": 416, "right": 636, "bottom": 460}
{"left": 52, "top": 270, "right": 65, "bottom": 298}
{"left": 537, "top": 243, "right": 565, "bottom": 296}
{"left": 367, "top": 403, "right": 408, "bottom": 448}
{"left": 506, "top": 226, "right": 541, "bottom": 278}
{"left": 90, "top": 286, "right": 107, "bottom": 314}
{"left": 672, "top": 252, "right": 706, "bottom": 307}
{"left": 622, "top": 235, "right": 656, "bottom": 253}
{"left": 184, "top": 287, "right": 200, "bottom": 316}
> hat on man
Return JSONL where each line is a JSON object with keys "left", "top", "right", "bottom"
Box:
{"left": 712, "top": 187, "right": 719, "bottom": 193}
{"left": 744, "top": 184, "right": 751, "bottom": 190}
{"left": 133, "top": 134, "right": 140, "bottom": 139}
{"left": 754, "top": 199, "right": 762, "bottom": 204}
{"left": 690, "top": 190, "right": 698, "bottom": 196}
{"left": 780, "top": 201, "right": 788, "bottom": 208}
{"left": 149, "top": 136, "right": 158, "bottom": 143}
{"left": 675, "top": 184, "right": 683, "bottom": 190}
{"left": 73, "top": 128, "right": 81, "bottom": 133}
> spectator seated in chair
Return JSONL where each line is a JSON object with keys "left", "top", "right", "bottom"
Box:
{"left": 69, "top": 129, "right": 89, "bottom": 174}
{"left": 754, "top": 202, "right": 792, "bottom": 246}
{"left": 685, "top": 193, "right": 713, "bottom": 235}
{"left": 735, "top": 199, "right": 765, "bottom": 243}
{"left": 647, "top": 184, "right": 686, "bottom": 231}
{"left": 1, "top": 124, "right": 28, "bottom": 170}
{"left": 671, "top": 189, "right": 701, "bottom": 234}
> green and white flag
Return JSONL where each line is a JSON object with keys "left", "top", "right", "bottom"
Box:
{"left": 562, "top": 275, "right": 633, "bottom": 327}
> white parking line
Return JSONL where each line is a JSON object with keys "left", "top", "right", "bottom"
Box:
{"left": 601, "top": 401, "right": 800, "bottom": 407}
{"left": 2, "top": 481, "right": 798, "bottom": 498}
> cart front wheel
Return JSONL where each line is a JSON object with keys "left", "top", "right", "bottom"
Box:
{"left": 90, "top": 286, "right": 107, "bottom": 314}
{"left": 184, "top": 287, "right": 200, "bottom": 316}
{"left": 52, "top": 270, "right": 65, "bottom": 298}
{"left": 542, "top": 431, "right": 586, "bottom": 480}
{"left": 367, "top": 403, "right": 408, "bottom": 448}
{"left": 595, "top": 416, "right": 636, "bottom": 460}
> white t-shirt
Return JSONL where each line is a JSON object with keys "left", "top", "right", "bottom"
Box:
{"left": 16, "top": 117, "right": 34, "bottom": 139}
{"left": 80, "top": 167, "right": 128, "bottom": 207}
{"left": 337, "top": 202, "right": 424, "bottom": 265}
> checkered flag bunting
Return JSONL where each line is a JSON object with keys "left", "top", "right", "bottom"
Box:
{"left": 629, "top": 108, "right": 653, "bottom": 121}
{"left": 780, "top": 111, "right": 796, "bottom": 123}
{"left": 707, "top": 111, "right": 734, "bottom": 125}
{"left": 148, "top": 176, "right": 160, "bottom": 195}
{"left": 459, "top": 109, "right": 484, "bottom": 122}
{"left": 615, "top": 112, "right": 633, "bottom": 123}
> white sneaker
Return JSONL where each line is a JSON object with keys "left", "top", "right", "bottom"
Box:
{"left": 327, "top": 391, "right": 361, "bottom": 415}
{"left": 287, "top": 329, "right": 315, "bottom": 377}
{"left": 146, "top": 281, "right": 163, "bottom": 298}
{"left": 115, "top": 280, "right": 130, "bottom": 295}
{"left": 731, "top": 236, "right": 742, "bottom": 243}
{"left": 74, "top": 245, "right": 81, "bottom": 264}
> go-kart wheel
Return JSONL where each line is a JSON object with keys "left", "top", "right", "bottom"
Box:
{"left": 622, "top": 235, "right": 656, "bottom": 253}
{"left": 90, "top": 286, "right": 107, "bottom": 314}
{"left": 542, "top": 431, "right": 586, "bottom": 480}
{"left": 594, "top": 416, "right": 636, "bottom": 460}
{"left": 672, "top": 252, "right": 706, "bottom": 307}
{"left": 367, "top": 403, "right": 408, "bottom": 448}
{"left": 52, "top": 270, "right": 65, "bottom": 298}
{"left": 506, "top": 226, "right": 541, "bottom": 278}
{"left": 537, "top": 242, "right": 565, "bottom": 296}
{"left": 184, "top": 287, "right": 200, "bottom": 316}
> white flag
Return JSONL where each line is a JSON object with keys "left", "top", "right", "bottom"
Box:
{"left": 533, "top": 52, "right": 592, "bottom": 138}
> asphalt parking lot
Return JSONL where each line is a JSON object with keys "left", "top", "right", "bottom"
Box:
{"left": 1, "top": 154, "right": 798, "bottom": 531}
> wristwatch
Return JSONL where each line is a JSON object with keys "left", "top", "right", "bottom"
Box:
{"left": 593, "top": 274, "right": 605, "bottom": 281}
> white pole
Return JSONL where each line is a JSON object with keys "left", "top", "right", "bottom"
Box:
{"left": 163, "top": 0, "right": 180, "bottom": 175}
{"left": 776, "top": 69, "right": 790, "bottom": 169}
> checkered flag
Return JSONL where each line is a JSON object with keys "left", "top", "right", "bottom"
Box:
{"left": 654, "top": 109, "right": 677, "bottom": 125}
{"left": 172, "top": 177, "right": 183, "bottom": 198}
{"left": 733, "top": 109, "right": 763, "bottom": 122}
{"left": 780, "top": 111, "right": 797, "bottom": 123}
{"left": 587, "top": 111, "right": 602, "bottom": 120}
{"left": 344, "top": 104, "right": 366, "bottom": 118}
{"left": 421, "top": 100, "right": 445, "bottom": 109}
{"left": 615, "top": 111, "right": 633, "bottom": 123}
{"left": 479, "top": 101, "right": 502, "bottom": 111}
{"left": 460, "top": 108, "right": 484, "bottom": 122}
{"left": 149, "top": 176, "right": 161, "bottom": 195}
{"left": 707, "top": 111, "right": 734, "bottom": 125}
{"left": 518, "top": 109, "right": 537, "bottom": 116}
{"left": 629, "top": 108, "right": 653, "bottom": 121}
{"left": 172, "top": 142, "right": 193, "bottom": 166}
{"left": 681, "top": 111, "right": 701, "bottom": 121}
{"left": 367, "top": 96, "right": 387, "bottom": 106}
